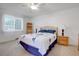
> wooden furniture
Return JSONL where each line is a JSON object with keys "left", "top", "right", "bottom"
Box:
{"left": 58, "top": 36, "right": 69, "bottom": 46}
{"left": 78, "top": 34, "right": 79, "bottom": 50}
{"left": 27, "top": 22, "right": 32, "bottom": 34}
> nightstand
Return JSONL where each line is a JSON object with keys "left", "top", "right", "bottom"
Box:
{"left": 58, "top": 36, "right": 69, "bottom": 46}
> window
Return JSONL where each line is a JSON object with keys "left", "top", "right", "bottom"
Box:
{"left": 3, "top": 15, "right": 23, "bottom": 32}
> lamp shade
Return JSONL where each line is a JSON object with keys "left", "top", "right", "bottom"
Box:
{"left": 58, "top": 24, "right": 65, "bottom": 29}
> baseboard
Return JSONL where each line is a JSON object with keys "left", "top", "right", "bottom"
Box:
{"left": 69, "top": 44, "right": 76, "bottom": 46}
{"left": 0, "top": 39, "right": 16, "bottom": 44}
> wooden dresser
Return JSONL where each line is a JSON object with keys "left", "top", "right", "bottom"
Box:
{"left": 58, "top": 36, "right": 69, "bottom": 46}
{"left": 27, "top": 22, "right": 32, "bottom": 34}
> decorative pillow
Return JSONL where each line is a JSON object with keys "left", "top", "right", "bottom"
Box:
{"left": 39, "top": 30, "right": 56, "bottom": 34}
{"left": 47, "top": 30, "right": 56, "bottom": 33}
{"left": 39, "top": 30, "right": 47, "bottom": 32}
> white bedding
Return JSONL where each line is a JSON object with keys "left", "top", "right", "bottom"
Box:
{"left": 18, "top": 32, "right": 56, "bottom": 55}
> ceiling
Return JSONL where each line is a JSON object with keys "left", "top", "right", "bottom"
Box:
{"left": 0, "top": 3, "right": 79, "bottom": 18}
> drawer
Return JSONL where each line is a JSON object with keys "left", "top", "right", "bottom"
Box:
{"left": 59, "top": 40, "right": 68, "bottom": 43}
{"left": 59, "top": 40, "right": 68, "bottom": 45}
{"left": 60, "top": 39, "right": 68, "bottom": 42}
{"left": 59, "top": 37, "right": 68, "bottom": 39}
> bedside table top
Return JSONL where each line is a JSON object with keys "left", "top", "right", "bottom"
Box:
{"left": 58, "top": 36, "right": 69, "bottom": 38}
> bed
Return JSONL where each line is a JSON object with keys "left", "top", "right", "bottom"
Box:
{"left": 18, "top": 26, "right": 58, "bottom": 56}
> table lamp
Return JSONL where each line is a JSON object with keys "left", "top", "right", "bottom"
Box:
{"left": 59, "top": 24, "right": 65, "bottom": 36}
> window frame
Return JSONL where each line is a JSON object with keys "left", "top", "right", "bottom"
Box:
{"left": 14, "top": 17, "right": 23, "bottom": 31}
{"left": 2, "top": 14, "right": 23, "bottom": 32}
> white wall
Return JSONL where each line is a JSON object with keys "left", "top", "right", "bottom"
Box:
{"left": 0, "top": 9, "right": 29, "bottom": 43}
{"left": 32, "top": 7, "right": 79, "bottom": 46}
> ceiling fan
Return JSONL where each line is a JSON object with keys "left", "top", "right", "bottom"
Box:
{"left": 27, "top": 3, "right": 41, "bottom": 10}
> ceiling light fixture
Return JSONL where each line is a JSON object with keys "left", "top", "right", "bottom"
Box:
{"left": 27, "top": 3, "right": 40, "bottom": 10}
{"left": 30, "top": 5, "right": 38, "bottom": 10}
